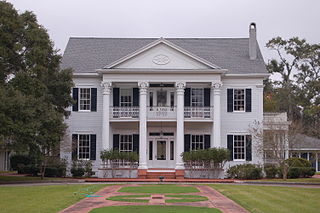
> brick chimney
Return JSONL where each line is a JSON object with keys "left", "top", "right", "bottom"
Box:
{"left": 249, "top": 23, "right": 257, "bottom": 60}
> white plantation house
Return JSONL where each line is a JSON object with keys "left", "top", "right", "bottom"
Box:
{"left": 60, "top": 23, "right": 278, "bottom": 178}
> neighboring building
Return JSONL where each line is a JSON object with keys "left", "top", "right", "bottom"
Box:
{"left": 60, "top": 23, "right": 269, "bottom": 178}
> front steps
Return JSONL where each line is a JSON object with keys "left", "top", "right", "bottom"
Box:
{"left": 146, "top": 169, "right": 176, "bottom": 179}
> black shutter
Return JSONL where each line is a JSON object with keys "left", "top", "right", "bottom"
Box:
{"left": 184, "top": 88, "right": 191, "bottom": 107}
{"left": 227, "top": 89, "right": 233, "bottom": 112}
{"left": 113, "top": 88, "right": 120, "bottom": 107}
{"left": 204, "top": 135, "right": 211, "bottom": 149}
{"left": 184, "top": 134, "right": 191, "bottom": 152}
{"left": 204, "top": 88, "right": 210, "bottom": 107}
{"left": 227, "top": 135, "right": 234, "bottom": 160}
{"left": 91, "top": 88, "right": 97, "bottom": 112}
{"left": 246, "top": 135, "right": 252, "bottom": 161}
{"left": 90, "top": 134, "right": 96, "bottom": 160}
{"left": 72, "top": 134, "right": 78, "bottom": 160}
{"left": 133, "top": 88, "right": 139, "bottom": 107}
{"left": 72, "top": 88, "right": 79, "bottom": 111}
{"left": 113, "top": 134, "right": 120, "bottom": 150}
{"left": 245, "top": 88, "right": 252, "bottom": 112}
{"left": 133, "top": 134, "right": 139, "bottom": 154}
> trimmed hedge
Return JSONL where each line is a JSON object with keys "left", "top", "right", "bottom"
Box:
{"left": 227, "top": 164, "right": 263, "bottom": 179}
{"left": 288, "top": 167, "right": 316, "bottom": 178}
{"left": 264, "top": 164, "right": 280, "bottom": 178}
{"left": 10, "top": 154, "right": 35, "bottom": 171}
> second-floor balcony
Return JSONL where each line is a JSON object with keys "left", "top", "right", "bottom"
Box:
{"left": 184, "top": 107, "right": 213, "bottom": 119}
{"left": 110, "top": 106, "right": 213, "bottom": 120}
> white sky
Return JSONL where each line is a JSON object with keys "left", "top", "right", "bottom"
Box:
{"left": 7, "top": 0, "right": 320, "bottom": 63}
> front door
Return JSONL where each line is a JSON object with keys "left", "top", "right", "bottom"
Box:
{"left": 147, "top": 138, "right": 175, "bottom": 168}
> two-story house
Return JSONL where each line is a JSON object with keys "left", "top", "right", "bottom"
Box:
{"left": 61, "top": 23, "right": 269, "bottom": 178}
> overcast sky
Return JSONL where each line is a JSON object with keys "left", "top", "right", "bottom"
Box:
{"left": 7, "top": 0, "right": 320, "bottom": 62}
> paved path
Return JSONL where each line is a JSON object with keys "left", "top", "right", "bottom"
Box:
{"left": 59, "top": 184, "right": 248, "bottom": 213}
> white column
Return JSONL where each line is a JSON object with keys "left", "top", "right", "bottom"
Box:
{"left": 138, "top": 81, "right": 149, "bottom": 169}
{"left": 101, "top": 81, "right": 112, "bottom": 150}
{"left": 175, "top": 82, "right": 186, "bottom": 170}
{"left": 212, "top": 82, "right": 222, "bottom": 148}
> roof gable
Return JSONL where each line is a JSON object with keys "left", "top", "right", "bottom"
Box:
{"left": 105, "top": 38, "right": 220, "bottom": 70}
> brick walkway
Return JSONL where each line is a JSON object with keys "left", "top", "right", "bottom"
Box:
{"left": 59, "top": 184, "right": 248, "bottom": 213}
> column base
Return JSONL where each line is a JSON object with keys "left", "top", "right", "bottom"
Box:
{"left": 175, "top": 169, "right": 185, "bottom": 179}
{"left": 138, "top": 169, "right": 148, "bottom": 179}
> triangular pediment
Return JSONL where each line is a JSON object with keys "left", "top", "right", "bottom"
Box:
{"left": 104, "top": 38, "right": 220, "bottom": 70}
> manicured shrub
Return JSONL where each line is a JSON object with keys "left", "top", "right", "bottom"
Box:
{"left": 284, "top": 157, "right": 311, "bottom": 167}
{"left": 10, "top": 154, "right": 35, "bottom": 170}
{"left": 264, "top": 164, "right": 280, "bottom": 178}
{"left": 70, "top": 167, "right": 85, "bottom": 178}
{"left": 17, "top": 164, "right": 39, "bottom": 176}
{"left": 227, "top": 164, "right": 263, "bottom": 179}
{"left": 287, "top": 167, "right": 315, "bottom": 178}
{"left": 70, "top": 160, "right": 93, "bottom": 178}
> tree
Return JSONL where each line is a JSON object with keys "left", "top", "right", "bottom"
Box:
{"left": 266, "top": 37, "right": 320, "bottom": 138}
{"left": 0, "top": 1, "right": 73, "bottom": 179}
{"left": 249, "top": 120, "right": 304, "bottom": 179}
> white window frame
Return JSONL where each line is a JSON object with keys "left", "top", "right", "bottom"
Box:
{"left": 78, "top": 134, "right": 90, "bottom": 160}
{"left": 191, "top": 134, "right": 204, "bottom": 151}
{"left": 120, "top": 134, "right": 133, "bottom": 152}
{"left": 79, "top": 88, "right": 91, "bottom": 111}
{"left": 120, "top": 88, "right": 133, "bottom": 107}
{"left": 191, "top": 88, "right": 204, "bottom": 107}
{"left": 233, "top": 135, "right": 246, "bottom": 161}
{"left": 233, "top": 89, "right": 245, "bottom": 112}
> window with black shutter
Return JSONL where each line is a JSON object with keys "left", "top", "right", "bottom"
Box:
{"left": 113, "top": 134, "right": 120, "bottom": 150}
{"left": 72, "top": 88, "right": 79, "bottom": 111}
{"left": 90, "top": 134, "right": 96, "bottom": 160}
{"left": 184, "top": 134, "right": 191, "bottom": 152}
{"left": 245, "top": 89, "right": 252, "bottom": 112}
{"left": 91, "top": 88, "right": 97, "bottom": 112}
{"left": 227, "top": 135, "right": 234, "bottom": 160}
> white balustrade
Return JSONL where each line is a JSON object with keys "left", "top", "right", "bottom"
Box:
{"left": 147, "top": 106, "right": 176, "bottom": 119}
{"left": 111, "top": 107, "right": 139, "bottom": 119}
{"left": 184, "top": 107, "right": 213, "bottom": 119}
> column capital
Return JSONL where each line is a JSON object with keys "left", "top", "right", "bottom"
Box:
{"left": 101, "top": 81, "right": 112, "bottom": 95}
{"left": 138, "top": 81, "right": 149, "bottom": 94}
{"left": 211, "top": 82, "right": 223, "bottom": 90}
{"left": 175, "top": 82, "right": 186, "bottom": 95}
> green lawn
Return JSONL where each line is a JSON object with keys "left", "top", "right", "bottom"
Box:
{"left": 165, "top": 194, "right": 208, "bottom": 203}
{"left": 90, "top": 206, "right": 221, "bottom": 213}
{"left": 0, "top": 175, "right": 68, "bottom": 182}
{"left": 249, "top": 178, "right": 320, "bottom": 183}
{"left": 118, "top": 184, "right": 199, "bottom": 194}
{"left": 210, "top": 184, "right": 320, "bottom": 213}
{"left": 0, "top": 184, "right": 108, "bottom": 213}
{"left": 107, "top": 194, "right": 150, "bottom": 203}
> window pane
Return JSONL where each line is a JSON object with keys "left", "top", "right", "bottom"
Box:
{"left": 234, "top": 89, "right": 245, "bottom": 111}
{"left": 191, "top": 88, "right": 204, "bottom": 107}
{"left": 120, "top": 89, "right": 132, "bottom": 107}
{"left": 79, "top": 88, "right": 91, "bottom": 110}
{"left": 120, "top": 134, "right": 133, "bottom": 152}
{"left": 78, "top": 134, "right": 90, "bottom": 160}
{"left": 234, "top": 135, "right": 245, "bottom": 160}
{"left": 191, "top": 134, "right": 204, "bottom": 151}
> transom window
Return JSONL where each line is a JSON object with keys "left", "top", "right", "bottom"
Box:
{"left": 191, "top": 135, "right": 204, "bottom": 150}
{"left": 191, "top": 88, "right": 204, "bottom": 107}
{"left": 79, "top": 88, "right": 91, "bottom": 111}
{"left": 120, "top": 135, "right": 133, "bottom": 152}
{"left": 78, "top": 134, "right": 90, "bottom": 160}
{"left": 234, "top": 135, "right": 245, "bottom": 160}
{"left": 233, "top": 89, "right": 245, "bottom": 111}
{"left": 120, "top": 89, "right": 132, "bottom": 107}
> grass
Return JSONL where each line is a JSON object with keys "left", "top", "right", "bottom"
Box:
{"left": 0, "top": 184, "right": 108, "bottom": 213}
{"left": 107, "top": 194, "right": 150, "bottom": 203}
{"left": 249, "top": 178, "right": 320, "bottom": 183}
{"left": 90, "top": 205, "right": 222, "bottom": 213}
{"left": 118, "top": 184, "right": 199, "bottom": 194}
{"left": 210, "top": 184, "right": 320, "bottom": 213}
{"left": 0, "top": 175, "right": 68, "bottom": 182}
{"left": 165, "top": 194, "right": 208, "bottom": 203}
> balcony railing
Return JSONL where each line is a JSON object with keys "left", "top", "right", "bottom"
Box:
{"left": 184, "top": 107, "right": 213, "bottom": 119}
{"left": 110, "top": 107, "right": 139, "bottom": 119}
{"left": 148, "top": 106, "right": 176, "bottom": 119}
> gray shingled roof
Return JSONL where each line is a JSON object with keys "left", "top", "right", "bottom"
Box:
{"left": 61, "top": 38, "right": 267, "bottom": 74}
{"left": 290, "top": 134, "right": 320, "bottom": 150}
